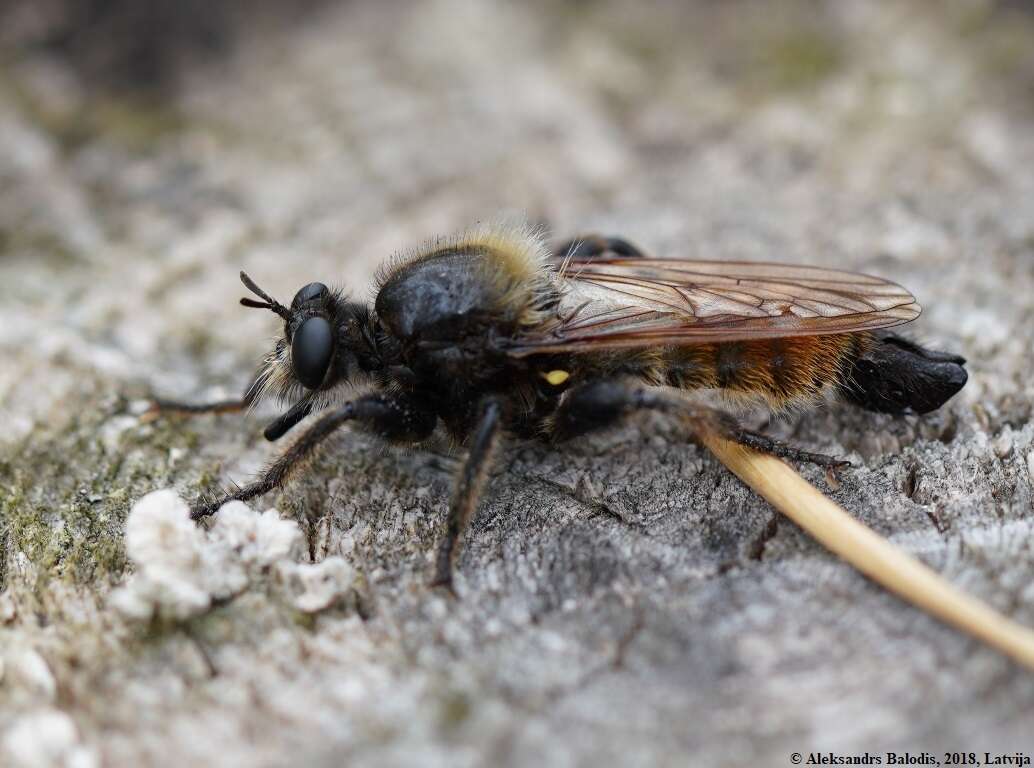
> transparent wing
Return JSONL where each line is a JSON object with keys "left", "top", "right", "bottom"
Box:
{"left": 506, "top": 255, "right": 920, "bottom": 357}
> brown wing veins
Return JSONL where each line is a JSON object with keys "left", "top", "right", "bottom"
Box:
{"left": 506, "top": 255, "right": 920, "bottom": 356}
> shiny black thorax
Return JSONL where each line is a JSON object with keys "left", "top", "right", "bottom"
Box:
{"left": 370, "top": 249, "right": 559, "bottom": 437}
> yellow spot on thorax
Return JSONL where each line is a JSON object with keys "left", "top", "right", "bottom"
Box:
{"left": 542, "top": 370, "right": 570, "bottom": 386}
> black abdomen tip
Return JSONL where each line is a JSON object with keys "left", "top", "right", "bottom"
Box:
{"left": 841, "top": 334, "right": 968, "bottom": 415}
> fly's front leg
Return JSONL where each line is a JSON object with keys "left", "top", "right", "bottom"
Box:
{"left": 551, "top": 380, "right": 848, "bottom": 471}
{"left": 192, "top": 391, "right": 436, "bottom": 519}
{"left": 143, "top": 368, "right": 266, "bottom": 422}
{"left": 146, "top": 371, "right": 319, "bottom": 442}
{"left": 143, "top": 396, "right": 249, "bottom": 419}
{"left": 431, "top": 397, "right": 505, "bottom": 593}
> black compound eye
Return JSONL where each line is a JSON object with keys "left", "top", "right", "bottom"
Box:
{"left": 291, "top": 282, "right": 328, "bottom": 309}
{"left": 292, "top": 316, "right": 334, "bottom": 389}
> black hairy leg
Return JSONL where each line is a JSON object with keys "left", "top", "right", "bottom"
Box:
{"left": 553, "top": 234, "right": 647, "bottom": 261}
{"left": 260, "top": 398, "right": 315, "bottom": 441}
{"left": 729, "top": 429, "right": 850, "bottom": 471}
{"left": 431, "top": 397, "right": 505, "bottom": 593}
{"left": 551, "top": 379, "right": 848, "bottom": 470}
{"left": 192, "top": 391, "right": 437, "bottom": 520}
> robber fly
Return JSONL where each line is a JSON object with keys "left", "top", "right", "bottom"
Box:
{"left": 148, "top": 222, "right": 967, "bottom": 590}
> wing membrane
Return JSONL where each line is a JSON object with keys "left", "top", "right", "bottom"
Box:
{"left": 507, "top": 255, "right": 920, "bottom": 356}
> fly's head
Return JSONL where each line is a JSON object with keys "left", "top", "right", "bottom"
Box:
{"left": 239, "top": 271, "right": 376, "bottom": 435}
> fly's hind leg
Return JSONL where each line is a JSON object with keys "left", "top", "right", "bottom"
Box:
{"left": 553, "top": 235, "right": 647, "bottom": 261}
{"left": 551, "top": 379, "right": 849, "bottom": 471}
{"left": 729, "top": 429, "right": 850, "bottom": 471}
{"left": 551, "top": 379, "right": 715, "bottom": 443}
{"left": 192, "top": 391, "right": 437, "bottom": 519}
{"left": 431, "top": 397, "right": 505, "bottom": 593}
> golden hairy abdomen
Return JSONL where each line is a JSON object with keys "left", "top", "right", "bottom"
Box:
{"left": 664, "top": 333, "right": 869, "bottom": 409}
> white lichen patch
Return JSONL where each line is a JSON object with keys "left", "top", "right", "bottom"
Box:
{"left": 0, "top": 591, "right": 16, "bottom": 624}
{"left": 2, "top": 709, "right": 98, "bottom": 768}
{"left": 110, "top": 490, "right": 303, "bottom": 621}
{"left": 4, "top": 649, "right": 57, "bottom": 701}
{"left": 278, "top": 557, "right": 356, "bottom": 613}
{"left": 212, "top": 502, "right": 301, "bottom": 568}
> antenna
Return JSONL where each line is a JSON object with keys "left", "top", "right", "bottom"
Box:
{"left": 239, "top": 271, "right": 292, "bottom": 321}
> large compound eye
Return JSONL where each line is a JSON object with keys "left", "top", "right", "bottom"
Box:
{"left": 292, "top": 316, "right": 333, "bottom": 389}
{"left": 291, "top": 282, "right": 328, "bottom": 309}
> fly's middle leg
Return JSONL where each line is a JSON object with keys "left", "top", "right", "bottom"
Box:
{"left": 552, "top": 235, "right": 647, "bottom": 261}
{"left": 431, "top": 397, "right": 505, "bottom": 594}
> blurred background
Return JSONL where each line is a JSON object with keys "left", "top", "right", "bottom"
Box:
{"left": 2, "top": 1, "right": 1034, "bottom": 765}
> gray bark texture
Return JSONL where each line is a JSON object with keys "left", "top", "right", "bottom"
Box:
{"left": 2, "top": 2, "right": 1034, "bottom": 766}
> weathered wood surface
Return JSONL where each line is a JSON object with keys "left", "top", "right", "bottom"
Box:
{"left": 2, "top": 2, "right": 1033, "bottom": 765}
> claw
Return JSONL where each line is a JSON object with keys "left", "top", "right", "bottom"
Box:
{"left": 824, "top": 460, "right": 852, "bottom": 490}
{"left": 139, "top": 400, "right": 163, "bottom": 424}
